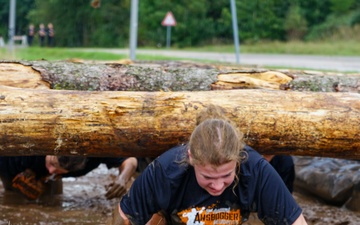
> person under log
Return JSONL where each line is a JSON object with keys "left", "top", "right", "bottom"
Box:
{"left": 116, "top": 104, "right": 308, "bottom": 225}
{"left": 0, "top": 155, "right": 137, "bottom": 200}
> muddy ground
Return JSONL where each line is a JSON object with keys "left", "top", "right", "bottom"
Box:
{"left": 0, "top": 164, "right": 359, "bottom": 225}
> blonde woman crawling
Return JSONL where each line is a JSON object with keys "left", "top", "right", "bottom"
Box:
{"left": 117, "top": 104, "right": 307, "bottom": 225}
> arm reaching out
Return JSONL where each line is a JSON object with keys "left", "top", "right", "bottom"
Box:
{"left": 105, "top": 157, "right": 138, "bottom": 199}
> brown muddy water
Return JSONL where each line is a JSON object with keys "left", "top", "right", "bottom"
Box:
{"left": 0, "top": 164, "right": 118, "bottom": 225}
{"left": 1, "top": 164, "right": 360, "bottom": 225}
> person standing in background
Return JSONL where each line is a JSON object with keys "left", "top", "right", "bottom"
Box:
{"left": 27, "top": 24, "right": 35, "bottom": 46}
{"left": 38, "top": 23, "right": 46, "bottom": 47}
{"left": 46, "top": 23, "right": 55, "bottom": 47}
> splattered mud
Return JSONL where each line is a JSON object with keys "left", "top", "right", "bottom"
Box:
{"left": 1, "top": 164, "right": 359, "bottom": 225}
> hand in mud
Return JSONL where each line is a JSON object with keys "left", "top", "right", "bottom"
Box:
{"left": 105, "top": 178, "right": 127, "bottom": 200}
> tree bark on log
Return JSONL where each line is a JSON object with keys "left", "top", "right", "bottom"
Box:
{"left": 0, "top": 85, "right": 359, "bottom": 159}
{"left": 1, "top": 60, "right": 359, "bottom": 93}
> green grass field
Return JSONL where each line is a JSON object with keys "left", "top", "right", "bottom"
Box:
{"left": 186, "top": 40, "right": 360, "bottom": 56}
{"left": 0, "top": 40, "right": 359, "bottom": 61}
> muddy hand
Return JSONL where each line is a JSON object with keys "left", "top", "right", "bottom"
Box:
{"left": 105, "top": 180, "right": 127, "bottom": 199}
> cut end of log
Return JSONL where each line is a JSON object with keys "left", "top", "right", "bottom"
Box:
{"left": 0, "top": 63, "right": 50, "bottom": 89}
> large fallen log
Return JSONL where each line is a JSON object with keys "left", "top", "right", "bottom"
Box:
{"left": 2, "top": 60, "right": 359, "bottom": 92}
{"left": 0, "top": 85, "right": 359, "bottom": 159}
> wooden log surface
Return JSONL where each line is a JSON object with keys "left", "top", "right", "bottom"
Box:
{"left": 2, "top": 60, "right": 359, "bottom": 92}
{"left": 0, "top": 85, "right": 359, "bottom": 159}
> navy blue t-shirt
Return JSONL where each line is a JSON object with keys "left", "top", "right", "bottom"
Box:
{"left": 269, "top": 155, "right": 295, "bottom": 193}
{"left": 0, "top": 156, "right": 126, "bottom": 179}
{"left": 0, "top": 156, "right": 48, "bottom": 180}
{"left": 120, "top": 145, "right": 302, "bottom": 225}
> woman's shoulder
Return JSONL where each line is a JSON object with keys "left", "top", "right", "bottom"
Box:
{"left": 157, "top": 144, "right": 187, "bottom": 164}
{"left": 240, "top": 145, "right": 270, "bottom": 176}
{"left": 155, "top": 144, "right": 190, "bottom": 179}
{"left": 243, "top": 145, "right": 264, "bottom": 163}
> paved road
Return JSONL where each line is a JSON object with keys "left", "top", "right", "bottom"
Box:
{"left": 89, "top": 48, "right": 360, "bottom": 73}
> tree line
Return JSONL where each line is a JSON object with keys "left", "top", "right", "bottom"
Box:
{"left": 0, "top": 0, "right": 359, "bottom": 48}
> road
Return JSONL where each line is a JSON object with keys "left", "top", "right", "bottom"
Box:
{"left": 88, "top": 48, "right": 360, "bottom": 73}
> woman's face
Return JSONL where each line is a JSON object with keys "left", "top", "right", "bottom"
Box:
{"left": 192, "top": 160, "right": 237, "bottom": 196}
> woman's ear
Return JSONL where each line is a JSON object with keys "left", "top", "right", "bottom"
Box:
{"left": 188, "top": 149, "right": 194, "bottom": 165}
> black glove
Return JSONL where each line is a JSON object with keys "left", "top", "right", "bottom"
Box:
{"left": 12, "top": 169, "right": 45, "bottom": 200}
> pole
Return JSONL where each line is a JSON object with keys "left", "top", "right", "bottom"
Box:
{"left": 129, "top": 0, "right": 138, "bottom": 60}
{"left": 166, "top": 26, "right": 171, "bottom": 48}
{"left": 230, "top": 0, "right": 240, "bottom": 64}
{"left": 8, "top": 0, "right": 16, "bottom": 53}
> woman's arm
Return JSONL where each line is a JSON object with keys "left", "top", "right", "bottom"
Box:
{"left": 118, "top": 206, "right": 167, "bottom": 225}
{"left": 105, "top": 157, "right": 138, "bottom": 199}
{"left": 292, "top": 213, "right": 308, "bottom": 225}
{"left": 118, "top": 205, "right": 131, "bottom": 225}
{"left": 118, "top": 157, "right": 138, "bottom": 184}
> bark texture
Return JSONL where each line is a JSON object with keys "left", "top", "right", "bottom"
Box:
{"left": 2, "top": 60, "right": 359, "bottom": 92}
{"left": 0, "top": 85, "right": 359, "bottom": 158}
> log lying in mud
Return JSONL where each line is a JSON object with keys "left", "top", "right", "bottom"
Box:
{"left": 0, "top": 85, "right": 359, "bottom": 159}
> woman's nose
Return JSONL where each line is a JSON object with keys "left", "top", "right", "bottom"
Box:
{"left": 211, "top": 180, "right": 224, "bottom": 190}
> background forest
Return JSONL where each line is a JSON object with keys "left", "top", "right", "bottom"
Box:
{"left": 0, "top": 0, "right": 359, "bottom": 48}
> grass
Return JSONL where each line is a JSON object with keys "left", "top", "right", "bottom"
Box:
{"left": 0, "top": 47, "right": 124, "bottom": 61}
{"left": 0, "top": 40, "right": 359, "bottom": 62}
{"left": 181, "top": 40, "right": 360, "bottom": 56}
{"left": 0, "top": 47, "right": 188, "bottom": 61}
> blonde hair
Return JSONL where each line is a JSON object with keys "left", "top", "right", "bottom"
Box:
{"left": 189, "top": 104, "right": 245, "bottom": 166}
{"left": 182, "top": 104, "right": 246, "bottom": 165}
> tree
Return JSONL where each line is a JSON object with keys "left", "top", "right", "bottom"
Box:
{"left": 3, "top": 0, "right": 356, "bottom": 47}
{"left": 284, "top": 4, "right": 308, "bottom": 40}
{"left": 0, "top": 0, "right": 35, "bottom": 39}
{"left": 27, "top": 0, "right": 130, "bottom": 47}
{"left": 330, "top": 0, "right": 356, "bottom": 15}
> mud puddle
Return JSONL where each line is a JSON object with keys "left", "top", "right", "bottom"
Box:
{"left": 0, "top": 164, "right": 118, "bottom": 225}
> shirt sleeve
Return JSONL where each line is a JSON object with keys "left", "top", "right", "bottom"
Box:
{"left": 120, "top": 159, "right": 172, "bottom": 225}
{"left": 101, "top": 157, "right": 126, "bottom": 169}
{"left": 255, "top": 159, "right": 302, "bottom": 225}
{"left": 63, "top": 157, "right": 126, "bottom": 177}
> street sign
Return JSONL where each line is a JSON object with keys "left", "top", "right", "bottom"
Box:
{"left": 161, "top": 11, "right": 176, "bottom": 26}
